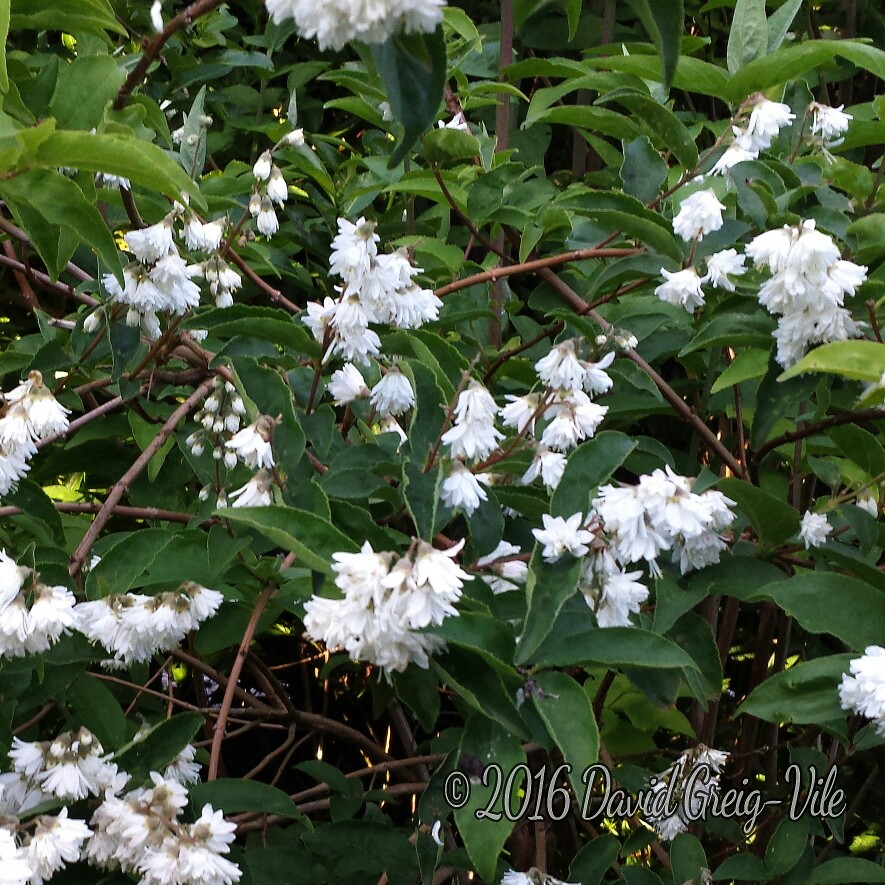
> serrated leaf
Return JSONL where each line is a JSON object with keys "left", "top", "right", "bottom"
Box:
{"left": 778, "top": 340, "right": 885, "bottom": 383}
{"left": 220, "top": 506, "right": 357, "bottom": 574}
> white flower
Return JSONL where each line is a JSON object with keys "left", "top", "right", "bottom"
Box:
{"left": 476, "top": 541, "right": 528, "bottom": 594}
{"left": 438, "top": 113, "right": 469, "bottom": 131}
{"left": 329, "top": 217, "right": 379, "bottom": 284}
{"left": 440, "top": 381, "right": 504, "bottom": 462}
{"left": 267, "top": 166, "right": 288, "bottom": 205}
{"left": 856, "top": 491, "right": 878, "bottom": 517}
{"left": 540, "top": 391, "right": 607, "bottom": 452}
{"left": 253, "top": 150, "right": 272, "bottom": 181}
{"left": 799, "top": 511, "right": 830, "bottom": 549}
{"left": 440, "top": 462, "right": 487, "bottom": 515}
{"left": 736, "top": 97, "right": 796, "bottom": 153}
{"left": 839, "top": 646, "right": 885, "bottom": 734}
{"left": 229, "top": 471, "right": 274, "bottom": 508}
{"left": 224, "top": 416, "right": 275, "bottom": 469}
{"left": 7, "top": 371, "right": 70, "bottom": 439}
{"left": 124, "top": 217, "right": 174, "bottom": 264}
{"left": 521, "top": 446, "right": 567, "bottom": 490}
{"left": 654, "top": 267, "right": 705, "bottom": 312}
{"left": 532, "top": 513, "right": 594, "bottom": 562}
{"left": 580, "top": 558, "right": 648, "bottom": 628}
{"left": 0, "top": 445, "right": 30, "bottom": 496}
{"left": 535, "top": 339, "right": 586, "bottom": 390}
{"left": 810, "top": 102, "right": 852, "bottom": 145}
{"left": 182, "top": 218, "right": 224, "bottom": 252}
{"left": 672, "top": 189, "right": 725, "bottom": 242}
{"left": 710, "top": 136, "right": 757, "bottom": 176}
{"left": 149, "top": 0, "right": 164, "bottom": 32}
{"left": 328, "top": 363, "right": 369, "bottom": 405}
{"left": 281, "top": 128, "right": 305, "bottom": 147}
{"left": 256, "top": 197, "right": 279, "bottom": 237}
{"left": 500, "top": 393, "right": 540, "bottom": 435}
{"left": 703, "top": 248, "right": 747, "bottom": 291}
{"left": 26, "top": 807, "right": 92, "bottom": 881}
{"left": 0, "top": 829, "right": 32, "bottom": 885}
{"left": 0, "top": 551, "right": 25, "bottom": 608}
{"left": 264, "top": 0, "right": 445, "bottom": 51}
{"left": 370, "top": 367, "right": 415, "bottom": 416}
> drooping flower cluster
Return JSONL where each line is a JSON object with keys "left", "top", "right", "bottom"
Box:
{"left": 264, "top": 0, "right": 445, "bottom": 51}
{"left": 87, "top": 773, "right": 241, "bottom": 885}
{"left": 474, "top": 541, "right": 529, "bottom": 595}
{"left": 74, "top": 582, "right": 224, "bottom": 668}
{"left": 528, "top": 469, "right": 735, "bottom": 628}
{"left": 303, "top": 539, "right": 472, "bottom": 673}
{"left": 839, "top": 646, "right": 885, "bottom": 735}
{"left": 644, "top": 746, "right": 729, "bottom": 840}
{"left": 0, "top": 552, "right": 77, "bottom": 657}
{"left": 711, "top": 95, "right": 795, "bottom": 176}
{"left": 746, "top": 219, "right": 867, "bottom": 367}
{"left": 655, "top": 249, "right": 747, "bottom": 313}
{"left": 0, "top": 371, "right": 70, "bottom": 496}
{"left": 303, "top": 217, "right": 442, "bottom": 365}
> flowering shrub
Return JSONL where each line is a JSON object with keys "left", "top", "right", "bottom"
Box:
{"left": 1, "top": 0, "right": 885, "bottom": 882}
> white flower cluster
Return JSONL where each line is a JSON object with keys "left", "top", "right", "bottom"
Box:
{"left": 328, "top": 362, "right": 415, "bottom": 418}
{"left": 746, "top": 219, "right": 867, "bottom": 367}
{"left": 250, "top": 143, "right": 292, "bottom": 238}
{"left": 303, "top": 217, "right": 442, "bottom": 365}
{"left": 711, "top": 96, "right": 795, "bottom": 176}
{"left": 839, "top": 645, "right": 885, "bottom": 735}
{"left": 88, "top": 773, "right": 240, "bottom": 885}
{"left": 0, "top": 551, "right": 77, "bottom": 657}
{"left": 188, "top": 379, "right": 280, "bottom": 510}
{"left": 0, "top": 371, "right": 70, "bottom": 497}
{"left": 0, "top": 723, "right": 236, "bottom": 885}
{"left": 529, "top": 469, "right": 734, "bottom": 628}
{"left": 810, "top": 102, "right": 852, "bottom": 149}
{"left": 74, "top": 581, "right": 224, "bottom": 668}
{"left": 799, "top": 511, "right": 831, "bottom": 549}
{"left": 645, "top": 746, "right": 729, "bottom": 840}
{"left": 265, "top": 0, "right": 444, "bottom": 51}
{"left": 303, "top": 539, "right": 472, "bottom": 673}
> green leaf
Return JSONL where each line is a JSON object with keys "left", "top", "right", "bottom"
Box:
{"left": 778, "top": 340, "right": 885, "bottom": 383}
{"left": 679, "top": 313, "right": 775, "bottom": 356}
{"left": 221, "top": 506, "right": 357, "bottom": 575}
{"left": 847, "top": 213, "right": 885, "bottom": 263}
{"left": 748, "top": 573, "right": 885, "bottom": 651}
{"left": 528, "top": 105, "right": 643, "bottom": 142}
{"left": 454, "top": 715, "right": 524, "bottom": 883}
{"left": 179, "top": 85, "right": 208, "bottom": 179}
{"left": 48, "top": 55, "right": 124, "bottom": 131}
{"left": 808, "top": 858, "right": 885, "bottom": 884}
{"left": 717, "top": 477, "right": 800, "bottom": 546}
{"left": 714, "top": 853, "right": 771, "bottom": 882}
{"left": 187, "top": 306, "right": 318, "bottom": 356}
{"left": 620, "top": 136, "right": 668, "bottom": 204}
{"left": 112, "top": 713, "right": 204, "bottom": 783}
{"left": 671, "top": 834, "right": 708, "bottom": 885}
{"left": 86, "top": 528, "right": 175, "bottom": 597}
{"left": 550, "top": 431, "right": 637, "bottom": 518}
{"left": 0, "top": 0, "right": 10, "bottom": 93}
{"left": 10, "top": 0, "right": 124, "bottom": 35}
{"left": 728, "top": 0, "right": 768, "bottom": 73}
{"left": 828, "top": 424, "right": 885, "bottom": 478}
{"left": 372, "top": 27, "right": 447, "bottom": 167}
{"left": 625, "top": 0, "right": 685, "bottom": 90}
{"left": 710, "top": 347, "right": 770, "bottom": 394}
{"left": 35, "top": 130, "right": 204, "bottom": 206}
{"left": 65, "top": 673, "right": 128, "bottom": 750}
{"left": 528, "top": 598, "right": 699, "bottom": 669}
{"left": 402, "top": 459, "right": 441, "bottom": 540}
{"left": 602, "top": 91, "right": 698, "bottom": 169}
{"left": 4, "top": 479, "right": 63, "bottom": 543}
{"left": 516, "top": 549, "right": 583, "bottom": 665}
{"left": 0, "top": 169, "right": 122, "bottom": 282}
{"left": 767, "top": 0, "right": 804, "bottom": 53}
{"left": 423, "top": 127, "right": 480, "bottom": 165}
{"left": 189, "top": 779, "right": 306, "bottom": 820}
{"left": 531, "top": 671, "right": 600, "bottom": 801}
{"left": 737, "top": 655, "right": 855, "bottom": 725}
{"left": 568, "top": 834, "right": 621, "bottom": 885}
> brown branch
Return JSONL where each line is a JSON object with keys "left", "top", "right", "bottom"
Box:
{"left": 68, "top": 378, "right": 215, "bottom": 576}
{"left": 226, "top": 248, "right": 301, "bottom": 314}
{"left": 433, "top": 247, "right": 640, "bottom": 298}
{"left": 537, "top": 268, "right": 746, "bottom": 477}
{"left": 208, "top": 582, "right": 279, "bottom": 781}
{"left": 753, "top": 408, "right": 885, "bottom": 464}
{"left": 113, "top": 0, "right": 227, "bottom": 111}
{"left": 0, "top": 501, "right": 206, "bottom": 524}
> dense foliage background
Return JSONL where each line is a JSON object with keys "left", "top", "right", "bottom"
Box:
{"left": 2, "top": 0, "right": 885, "bottom": 883}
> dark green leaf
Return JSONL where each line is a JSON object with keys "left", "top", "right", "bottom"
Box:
{"left": 65, "top": 673, "right": 128, "bottom": 750}
{"left": 190, "top": 779, "right": 306, "bottom": 820}
{"left": 625, "top": 0, "right": 684, "bottom": 90}
{"left": 717, "top": 477, "right": 800, "bottom": 546}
